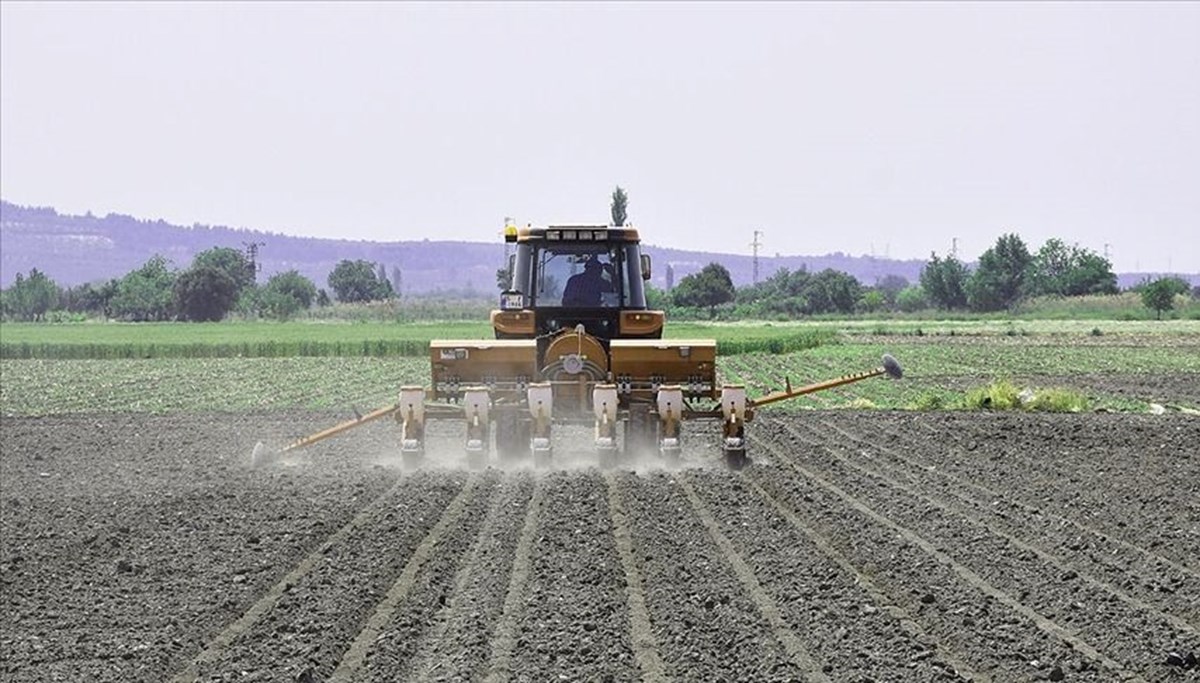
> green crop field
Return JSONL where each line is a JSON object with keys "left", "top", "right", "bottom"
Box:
{"left": 2, "top": 319, "right": 1197, "bottom": 416}
{"left": 0, "top": 321, "right": 491, "bottom": 359}
{"left": 6, "top": 318, "right": 1197, "bottom": 360}
{"left": 0, "top": 320, "right": 842, "bottom": 359}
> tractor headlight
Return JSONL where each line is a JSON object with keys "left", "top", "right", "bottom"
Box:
{"left": 500, "top": 291, "right": 524, "bottom": 310}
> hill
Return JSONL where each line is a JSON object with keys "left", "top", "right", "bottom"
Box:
{"left": 1, "top": 200, "right": 1193, "bottom": 293}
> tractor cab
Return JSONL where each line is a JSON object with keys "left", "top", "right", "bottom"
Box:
{"left": 493, "top": 224, "right": 663, "bottom": 341}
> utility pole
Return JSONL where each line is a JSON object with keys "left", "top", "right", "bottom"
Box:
{"left": 751, "top": 230, "right": 763, "bottom": 284}
{"left": 951, "top": 237, "right": 958, "bottom": 259}
{"left": 1104, "top": 243, "right": 1111, "bottom": 261}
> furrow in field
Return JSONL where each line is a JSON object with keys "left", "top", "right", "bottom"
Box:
{"left": 602, "top": 471, "right": 668, "bottom": 683}
{"left": 676, "top": 474, "right": 831, "bottom": 682}
{"left": 170, "top": 475, "right": 411, "bottom": 683}
{"left": 750, "top": 429, "right": 1140, "bottom": 682}
{"left": 909, "top": 413, "right": 1200, "bottom": 572}
{"left": 481, "top": 476, "right": 546, "bottom": 683}
{"left": 775, "top": 418, "right": 1199, "bottom": 679}
{"left": 812, "top": 414, "right": 1200, "bottom": 628}
{"left": 330, "top": 472, "right": 495, "bottom": 682}
{"left": 389, "top": 473, "right": 536, "bottom": 682}
{"left": 500, "top": 471, "right": 637, "bottom": 681}
{"left": 618, "top": 471, "right": 806, "bottom": 680}
{"left": 185, "top": 471, "right": 471, "bottom": 682}
{"left": 2, "top": 412, "right": 401, "bottom": 683}
{"left": 736, "top": 472, "right": 990, "bottom": 682}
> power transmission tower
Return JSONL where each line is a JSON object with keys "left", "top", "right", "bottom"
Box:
{"left": 242, "top": 241, "right": 265, "bottom": 282}
{"left": 751, "top": 230, "right": 764, "bottom": 284}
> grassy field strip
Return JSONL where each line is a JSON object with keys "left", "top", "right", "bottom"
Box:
{"left": 6, "top": 319, "right": 1198, "bottom": 360}
{"left": 0, "top": 321, "right": 493, "bottom": 345}
{"left": 677, "top": 319, "right": 1200, "bottom": 336}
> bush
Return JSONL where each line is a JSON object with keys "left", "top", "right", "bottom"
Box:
{"left": 1026, "top": 388, "right": 1088, "bottom": 413}
{"left": 965, "top": 379, "right": 1022, "bottom": 410}
{"left": 895, "top": 285, "right": 928, "bottom": 313}
{"left": 964, "top": 380, "right": 1089, "bottom": 412}
{"left": 910, "top": 392, "right": 946, "bottom": 410}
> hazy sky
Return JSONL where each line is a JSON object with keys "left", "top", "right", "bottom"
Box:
{"left": 2, "top": 2, "right": 1198, "bottom": 272}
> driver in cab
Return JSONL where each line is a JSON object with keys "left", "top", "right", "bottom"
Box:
{"left": 562, "top": 256, "right": 614, "bottom": 307}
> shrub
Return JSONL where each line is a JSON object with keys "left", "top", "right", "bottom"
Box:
{"left": 1026, "top": 388, "right": 1089, "bottom": 413}
{"left": 964, "top": 380, "right": 1089, "bottom": 412}
{"left": 965, "top": 379, "right": 1021, "bottom": 410}
{"left": 910, "top": 392, "right": 946, "bottom": 410}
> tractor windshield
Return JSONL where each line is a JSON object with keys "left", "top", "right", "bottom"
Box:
{"left": 514, "top": 242, "right": 647, "bottom": 309}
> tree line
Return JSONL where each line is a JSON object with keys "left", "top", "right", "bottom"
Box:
{"left": 664, "top": 233, "right": 1196, "bottom": 319}
{"left": 1, "top": 249, "right": 401, "bottom": 322}
{"left": 4, "top": 233, "right": 1196, "bottom": 322}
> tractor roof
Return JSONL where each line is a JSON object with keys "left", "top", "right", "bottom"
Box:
{"left": 505, "top": 224, "right": 641, "bottom": 244}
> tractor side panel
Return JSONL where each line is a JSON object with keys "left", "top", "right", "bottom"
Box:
{"left": 430, "top": 339, "right": 537, "bottom": 401}
{"left": 610, "top": 339, "right": 718, "bottom": 400}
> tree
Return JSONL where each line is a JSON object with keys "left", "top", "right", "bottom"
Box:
{"left": 328, "top": 260, "right": 393, "bottom": 302}
{"left": 738, "top": 267, "right": 811, "bottom": 317}
{"left": 859, "top": 290, "right": 886, "bottom": 313}
{"left": 1, "top": 268, "right": 60, "bottom": 320}
{"left": 611, "top": 186, "right": 628, "bottom": 226}
{"left": 193, "top": 247, "right": 254, "bottom": 294}
{"left": 111, "top": 255, "right": 176, "bottom": 321}
{"left": 1027, "top": 239, "right": 1118, "bottom": 297}
{"left": 644, "top": 283, "right": 670, "bottom": 309}
{"left": 1141, "top": 278, "right": 1181, "bottom": 320}
{"left": 496, "top": 267, "right": 511, "bottom": 292}
{"left": 672, "top": 263, "right": 735, "bottom": 317}
{"left": 255, "top": 271, "right": 316, "bottom": 320}
{"left": 920, "top": 252, "right": 969, "bottom": 310}
{"left": 896, "top": 285, "right": 928, "bottom": 312}
{"left": 174, "top": 265, "right": 239, "bottom": 321}
{"left": 875, "top": 274, "right": 910, "bottom": 307}
{"left": 1136, "top": 276, "right": 1190, "bottom": 320}
{"left": 966, "top": 233, "right": 1032, "bottom": 311}
{"left": 62, "top": 280, "right": 116, "bottom": 316}
{"left": 801, "top": 269, "right": 862, "bottom": 314}
{"left": 264, "top": 270, "right": 317, "bottom": 309}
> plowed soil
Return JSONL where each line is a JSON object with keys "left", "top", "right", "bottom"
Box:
{"left": 2, "top": 410, "right": 1198, "bottom": 682}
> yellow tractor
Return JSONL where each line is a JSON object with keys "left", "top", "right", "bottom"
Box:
{"left": 262, "top": 224, "right": 901, "bottom": 470}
